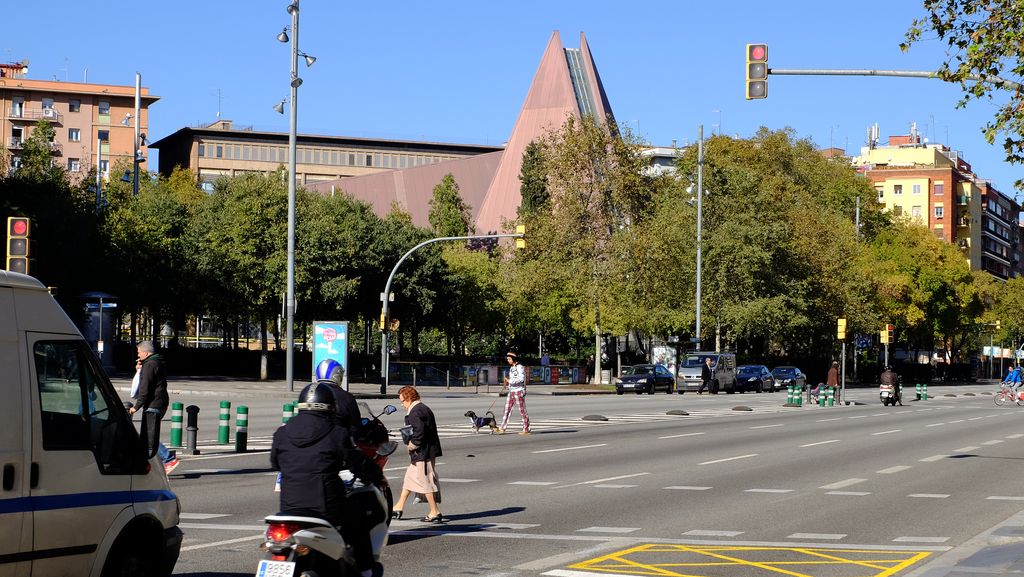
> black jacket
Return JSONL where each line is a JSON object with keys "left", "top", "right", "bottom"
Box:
{"left": 406, "top": 401, "right": 442, "bottom": 463}
{"left": 134, "top": 353, "right": 169, "bottom": 415}
{"left": 270, "top": 410, "right": 382, "bottom": 525}
{"left": 322, "top": 380, "right": 361, "bottom": 434}
{"left": 701, "top": 362, "right": 713, "bottom": 382}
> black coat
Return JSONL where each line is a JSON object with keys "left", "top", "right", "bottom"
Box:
{"left": 406, "top": 402, "right": 442, "bottom": 463}
{"left": 321, "top": 380, "right": 360, "bottom": 434}
{"left": 134, "top": 353, "right": 169, "bottom": 415}
{"left": 270, "top": 410, "right": 381, "bottom": 525}
{"left": 701, "top": 363, "right": 713, "bottom": 383}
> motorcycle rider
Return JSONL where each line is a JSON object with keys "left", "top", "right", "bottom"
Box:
{"left": 316, "top": 358, "right": 362, "bottom": 435}
{"left": 880, "top": 365, "right": 901, "bottom": 405}
{"left": 271, "top": 382, "right": 383, "bottom": 577}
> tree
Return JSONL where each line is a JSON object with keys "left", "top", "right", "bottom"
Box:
{"left": 518, "top": 140, "right": 548, "bottom": 216}
{"left": 903, "top": 1, "right": 1024, "bottom": 189}
{"left": 427, "top": 173, "right": 473, "bottom": 237}
{"left": 19, "top": 120, "right": 65, "bottom": 183}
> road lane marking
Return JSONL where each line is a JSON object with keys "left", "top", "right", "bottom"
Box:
{"left": 968, "top": 417, "right": 984, "bottom": 421}
{"left": 658, "top": 432, "right": 705, "bottom": 439}
{"left": 533, "top": 444, "right": 608, "bottom": 454}
{"left": 180, "top": 513, "right": 230, "bottom": 519}
{"left": 180, "top": 534, "right": 264, "bottom": 552}
{"left": 894, "top": 536, "right": 949, "bottom": 543}
{"left": 909, "top": 494, "right": 950, "bottom": 498}
{"left": 683, "top": 529, "right": 743, "bottom": 537}
{"left": 801, "top": 439, "right": 840, "bottom": 448}
{"left": 557, "top": 473, "right": 650, "bottom": 489}
{"left": 848, "top": 415, "right": 869, "bottom": 419}
{"left": 877, "top": 465, "right": 911, "bottom": 474}
{"left": 1008, "top": 434, "right": 1024, "bottom": 439}
{"left": 982, "top": 440, "right": 1004, "bottom": 445}
{"left": 920, "top": 455, "right": 949, "bottom": 462}
{"left": 953, "top": 446, "right": 980, "bottom": 452}
{"left": 745, "top": 488, "right": 793, "bottom": 493}
{"left": 949, "top": 419, "right": 965, "bottom": 424}
{"left": 443, "top": 478, "right": 480, "bottom": 483}
{"left": 820, "top": 478, "right": 867, "bottom": 490}
{"left": 593, "top": 484, "right": 638, "bottom": 489}
{"left": 509, "top": 481, "right": 558, "bottom": 486}
{"left": 987, "top": 496, "right": 1024, "bottom": 501}
{"left": 577, "top": 527, "right": 640, "bottom": 533}
{"left": 699, "top": 454, "right": 758, "bottom": 466}
{"left": 787, "top": 533, "right": 846, "bottom": 540}
{"left": 816, "top": 417, "right": 841, "bottom": 422}
{"left": 872, "top": 413, "right": 888, "bottom": 417}
{"left": 826, "top": 491, "right": 871, "bottom": 496}
{"left": 872, "top": 429, "right": 902, "bottom": 436}
{"left": 750, "top": 424, "right": 783, "bottom": 429}
{"left": 665, "top": 486, "right": 711, "bottom": 491}
{"left": 179, "top": 522, "right": 266, "bottom": 531}
{"left": 926, "top": 423, "right": 945, "bottom": 427}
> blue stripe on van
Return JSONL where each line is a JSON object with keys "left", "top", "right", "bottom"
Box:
{"left": 0, "top": 489, "right": 176, "bottom": 514}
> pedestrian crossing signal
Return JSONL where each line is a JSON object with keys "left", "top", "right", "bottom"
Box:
{"left": 836, "top": 318, "right": 846, "bottom": 340}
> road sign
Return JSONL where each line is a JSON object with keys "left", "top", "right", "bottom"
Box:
{"left": 312, "top": 321, "right": 348, "bottom": 388}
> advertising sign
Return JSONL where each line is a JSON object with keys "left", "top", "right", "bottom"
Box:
{"left": 312, "top": 321, "right": 349, "bottom": 389}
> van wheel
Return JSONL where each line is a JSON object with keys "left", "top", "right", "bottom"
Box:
{"left": 102, "top": 536, "right": 158, "bottom": 577}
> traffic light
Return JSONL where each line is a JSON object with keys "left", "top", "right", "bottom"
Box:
{"left": 881, "top": 324, "right": 894, "bottom": 345}
{"left": 879, "top": 329, "right": 888, "bottom": 345}
{"left": 6, "top": 217, "right": 30, "bottom": 275}
{"left": 515, "top": 224, "right": 527, "bottom": 249}
{"left": 996, "top": 320, "right": 1002, "bottom": 330}
{"left": 837, "top": 318, "right": 846, "bottom": 340}
{"left": 746, "top": 43, "right": 768, "bottom": 100}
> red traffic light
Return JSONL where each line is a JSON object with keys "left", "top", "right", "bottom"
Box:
{"left": 748, "top": 44, "right": 767, "bottom": 62}
{"left": 8, "top": 217, "right": 30, "bottom": 237}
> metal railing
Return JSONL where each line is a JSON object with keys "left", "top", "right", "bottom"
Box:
{"left": 7, "top": 107, "right": 63, "bottom": 124}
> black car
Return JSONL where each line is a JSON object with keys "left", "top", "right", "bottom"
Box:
{"left": 736, "top": 365, "right": 774, "bottom": 393}
{"left": 771, "top": 366, "right": 806, "bottom": 391}
{"left": 614, "top": 364, "right": 675, "bottom": 395}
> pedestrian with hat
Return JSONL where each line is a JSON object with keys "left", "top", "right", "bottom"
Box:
{"left": 499, "top": 352, "right": 531, "bottom": 435}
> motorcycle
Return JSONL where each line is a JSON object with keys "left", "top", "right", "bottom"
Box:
{"left": 258, "top": 403, "right": 397, "bottom": 577}
{"left": 879, "top": 382, "right": 902, "bottom": 406}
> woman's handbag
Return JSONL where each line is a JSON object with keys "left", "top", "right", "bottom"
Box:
{"left": 399, "top": 425, "right": 413, "bottom": 444}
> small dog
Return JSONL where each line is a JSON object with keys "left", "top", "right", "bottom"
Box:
{"left": 465, "top": 410, "right": 499, "bottom": 434}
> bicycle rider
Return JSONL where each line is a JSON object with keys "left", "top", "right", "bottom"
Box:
{"left": 1002, "top": 364, "right": 1022, "bottom": 393}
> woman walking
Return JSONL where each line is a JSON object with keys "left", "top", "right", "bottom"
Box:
{"left": 391, "top": 386, "right": 444, "bottom": 523}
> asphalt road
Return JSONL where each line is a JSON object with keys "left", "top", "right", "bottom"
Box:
{"left": 168, "top": 385, "right": 1024, "bottom": 577}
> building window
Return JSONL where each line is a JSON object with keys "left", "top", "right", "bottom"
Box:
{"left": 69, "top": 99, "right": 80, "bottom": 113}
{"left": 365, "top": 154, "right": 373, "bottom": 167}
{"left": 68, "top": 128, "right": 80, "bottom": 142}
{"left": 216, "top": 145, "right": 223, "bottom": 158}
{"left": 912, "top": 184, "right": 922, "bottom": 194}
{"left": 100, "top": 160, "right": 109, "bottom": 176}
{"left": 893, "top": 206, "right": 903, "bottom": 216}
{"left": 41, "top": 98, "right": 54, "bottom": 110}
{"left": 348, "top": 153, "right": 355, "bottom": 166}
{"left": 934, "top": 182, "right": 944, "bottom": 195}
{"left": 98, "top": 101, "right": 110, "bottom": 115}
{"left": 875, "top": 186, "right": 883, "bottom": 200}
{"left": 934, "top": 228, "right": 944, "bottom": 239}
{"left": 912, "top": 206, "right": 922, "bottom": 218}
{"left": 934, "top": 206, "right": 944, "bottom": 219}
{"left": 98, "top": 130, "right": 109, "bottom": 141}
{"left": 893, "top": 184, "right": 903, "bottom": 195}
{"left": 67, "top": 158, "right": 80, "bottom": 172}
{"left": 198, "top": 143, "right": 205, "bottom": 157}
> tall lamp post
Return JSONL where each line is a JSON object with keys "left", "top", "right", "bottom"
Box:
{"left": 276, "top": 1, "right": 315, "bottom": 392}
{"left": 695, "top": 124, "right": 704, "bottom": 348}
{"left": 119, "top": 72, "right": 143, "bottom": 196}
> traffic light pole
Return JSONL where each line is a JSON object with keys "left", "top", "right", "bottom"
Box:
{"left": 379, "top": 231, "right": 525, "bottom": 394}
{"left": 768, "top": 68, "right": 1021, "bottom": 90}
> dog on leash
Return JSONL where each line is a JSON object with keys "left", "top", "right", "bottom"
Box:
{"left": 465, "top": 410, "right": 499, "bottom": 434}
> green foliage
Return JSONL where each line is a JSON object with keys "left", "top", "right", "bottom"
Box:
{"left": 19, "top": 120, "right": 65, "bottom": 183}
{"left": 518, "top": 140, "right": 549, "bottom": 216}
{"left": 428, "top": 173, "right": 473, "bottom": 237}
{"left": 903, "top": 1, "right": 1024, "bottom": 189}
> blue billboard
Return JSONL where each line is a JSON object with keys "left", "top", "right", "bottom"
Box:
{"left": 312, "top": 321, "right": 349, "bottom": 389}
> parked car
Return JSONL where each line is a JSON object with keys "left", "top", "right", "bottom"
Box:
{"left": 736, "top": 365, "right": 774, "bottom": 393}
{"left": 771, "top": 366, "right": 806, "bottom": 391}
{"left": 615, "top": 364, "right": 675, "bottom": 395}
{"left": 676, "top": 352, "right": 738, "bottom": 394}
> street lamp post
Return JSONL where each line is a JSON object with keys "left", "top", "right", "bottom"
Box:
{"left": 285, "top": 0, "right": 299, "bottom": 392}
{"left": 695, "top": 124, "right": 704, "bottom": 348}
{"left": 133, "top": 72, "right": 140, "bottom": 196}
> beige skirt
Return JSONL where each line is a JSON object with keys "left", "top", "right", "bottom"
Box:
{"left": 403, "top": 459, "right": 441, "bottom": 498}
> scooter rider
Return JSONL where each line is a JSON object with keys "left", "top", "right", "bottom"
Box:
{"left": 316, "top": 358, "right": 361, "bottom": 435}
{"left": 880, "top": 366, "right": 901, "bottom": 405}
{"left": 271, "top": 382, "right": 382, "bottom": 577}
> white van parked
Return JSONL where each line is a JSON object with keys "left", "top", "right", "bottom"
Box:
{"left": 0, "top": 271, "right": 182, "bottom": 577}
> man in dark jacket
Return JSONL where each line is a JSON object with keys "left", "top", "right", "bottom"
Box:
{"left": 128, "top": 341, "right": 177, "bottom": 473}
{"left": 880, "top": 366, "right": 901, "bottom": 405}
{"left": 698, "top": 357, "right": 713, "bottom": 394}
{"left": 271, "top": 382, "right": 383, "bottom": 577}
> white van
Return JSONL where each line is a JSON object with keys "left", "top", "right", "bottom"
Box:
{"left": 675, "top": 351, "right": 738, "bottom": 394}
{"left": 0, "top": 271, "right": 182, "bottom": 577}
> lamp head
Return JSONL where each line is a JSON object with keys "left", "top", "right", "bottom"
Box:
{"left": 277, "top": 27, "right": 289, "bottom": 43}
{"left": 286, "top": 1, "right": 298, "bottom": 15}
{"left": 290, "top": 77, "right": 303, "bottom": 88}
{"left": 302, "top": 53, "right": 316, "bottom": 67}
{"left": 121, "top": 113, "right": 133, "bottom": 126}
{"left": 121, "top": 170, "right": 132, "bottom": 183}
{"left": 686, "top": 184, "right": 694, "bottom": 194}
{"left": 273, "top": 99, "right": 286, "bottom": 114}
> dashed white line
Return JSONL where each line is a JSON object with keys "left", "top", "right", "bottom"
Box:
{"left": 920, "top": 455, "right": 949, "bottom": 462}
{"left": 877, "top": 466, "right": 911, "bottom": 474}
{"left": 699, "top": 454, "right": 758, "bottom": 466}
{"left": 508, "top": 481, "right": 558, "bottom": 486}
{"left": 750, "top": 424, "right": 783, "bottom": 429}
{"left": 820, "top": 478, "right": 867, "bottom": 490}
{"left": 894, "top": 536, "right": 949, "bottom": 543}
{"left": 684, "top": 530, "right": 744, "bottom": 537}
{"left": 987, "top": 496, "right": 1024, "bottom": 501}
{"left": 968, "top": 417, "right": 984, "bottom": 421}
{"left": 558, "top": 473, "right": 649, "bottom": 489}
{"left": 949, "top": 420, "right": 965, "bottom": 424}
{"left": 180, "top": 513, "right": 229, "bottom": 520}
{"left": 443, "top": 478, "right": 480, "bottom": 483}
{"left": 982, "top": 440, "right": 1004, "bottom": 446}
{"left": 801, "top": 439, "right": 840, "bottom": 448}
{"left": 871, "top": 413, "right": 888, "bottom": 417}
{"left": 593, "top": 484, "right": 638, "bottom": 489}
{"left": 180, "top": 534, "right": 264, "bottom": 552}
{"left": 1008, "top": 434, "right": 1024, "bottom": 439}
{"left": 659, "top": 432, "right": 705, "bottom": 439}
{"left": 788, "top": 533, "right": 846, "bottom": 540}
{"left": 872, "top": 429, "right": 902, "bottom": 436}
{"left": 577, "top": 527, "right": 640, "bottom": 533}
{"left": 533, "top": 444, "right": 608, "bottom": 454}
{"left": 665, "top": 486, "right": 711, "bottom": 491}
{"left": 826, "top": 491, "right": 871, "bottom": 496}
{"left": 909, "top": 494, "right": 950, "bottom": 499}
{"left": 925, "top": 423, "right": 945, "bottom": 428}
{"left": 849, "top": 415, "right": 869, "bottom": 419}
{"left": 953, "top": 446, "right": 980, "bottom": 452}
{"left": 745, "top": 489, "right": 794, "bottom": 493}
{"left": 816, "top": 418, "right": 841, "bottom": 422}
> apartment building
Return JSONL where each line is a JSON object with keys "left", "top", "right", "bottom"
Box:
{"left": 0, "top": 61, "right": 157, "bottom": 181}
{"left": 853, "top": 130, "right": 1023, "bottom": 280}
{"left": 149, "top": 120, "right": 503, "bottom": 192}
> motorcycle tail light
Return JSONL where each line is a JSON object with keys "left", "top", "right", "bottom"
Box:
{"left": 266, "top": 522, "right": 301, "bottom": 543}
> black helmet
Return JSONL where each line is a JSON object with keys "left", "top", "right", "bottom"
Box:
{"left": 296, "top": 382, "right": 336, "bottom": 412}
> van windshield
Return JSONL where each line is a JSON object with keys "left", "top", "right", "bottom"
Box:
{"left": 682, "top": 355, "right": 717, "bottom": 368}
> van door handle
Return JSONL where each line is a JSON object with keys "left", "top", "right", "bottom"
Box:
{"left": 2, "top": 465, "right": 13, "bottom": 491}
{"left": 30, "top": 463, "right": 38, "bottom": 488}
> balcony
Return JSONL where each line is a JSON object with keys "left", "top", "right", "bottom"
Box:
{"left": 7, "top": 137, "right": 23, "bottom": 149}
{"left": 957, "top": 238, "right": 970, "bottom": 249}
{"left": 7, "top": 107, "right": 63, "bottom": 125}
{"left": 958, "top": 215, "right": 970, "bottom": 226}
{"left": 49, "top": 141, "right": 63, "bottom": 156}
{"left": 956, "top": 195, "right": 969, "bottom": 205}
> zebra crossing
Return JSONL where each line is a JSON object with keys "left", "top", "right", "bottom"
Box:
{"left": 436, "top": 402, "right": 796, "bottom": 438}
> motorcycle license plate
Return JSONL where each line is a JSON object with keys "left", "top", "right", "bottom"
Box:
{"left": 255, "top": 560, "right": 295, "bottom": 577}
{"left": 881, "top": 391, "right": 890, "bottom": 397}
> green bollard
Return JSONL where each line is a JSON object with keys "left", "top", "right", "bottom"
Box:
{"left": 827, "top": 387, "right": 835, "bottom": 407}
{"left": 218, "top": 400, "right": 231, "bottom": 444}
{"left": 282, "top": 403, "right": 293, "bottom": 424}
{"left": 915, "top": 383, "right": 922, "bottom": 400}
{"left": 786, "top": 385, "right": 794, "bottom": 405}
{"left": 235, "top": 405, "right": 248, "bottom": 453}
{"left": 170, "top": 402, "right": 183, "bottom": 448}
{"left": 922, "top": 383, "right": 928, "bottom": 400}
{"left": 819, "top": 388, "right": 826, "bottom": 407}
{"left": 796, "top": 385, "right": 802, "bottom": 406}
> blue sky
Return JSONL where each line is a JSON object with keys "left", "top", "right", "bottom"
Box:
{"left": 7, "top": 1, "right": 1020, "bottom": 195}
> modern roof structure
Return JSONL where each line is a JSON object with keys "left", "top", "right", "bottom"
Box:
{"left": 307, "top": 31, "right": 616, "bottom": 233}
